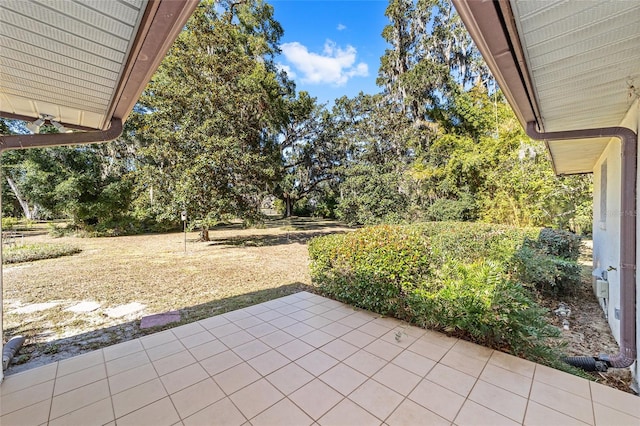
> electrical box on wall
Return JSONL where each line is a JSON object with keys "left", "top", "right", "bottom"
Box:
{"left": 596, "top": 279, "right": 609, "bottom": 299}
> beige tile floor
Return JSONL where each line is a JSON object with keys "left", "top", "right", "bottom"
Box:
{"left": 1, "top": 291, "right": 638, "bottom": 425}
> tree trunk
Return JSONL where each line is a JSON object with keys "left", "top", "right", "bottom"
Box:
{"left": 6, "top": 175, "right": 35, "bottom": 219}
{"left": 199, "top": 226, "right": 209, "bottom": 242}
{"left": 283, "top": 193, "right": 293, "bottom": 218}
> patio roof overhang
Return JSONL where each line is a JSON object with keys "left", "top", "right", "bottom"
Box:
{"left": 0, "top": 0, "right": 199, "bottom": 150}
{"left": 453, "top": 0, "right": 640, "bottom": 175}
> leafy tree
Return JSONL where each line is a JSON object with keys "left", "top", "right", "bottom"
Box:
{"left": 129, "top": 0, "right": 291, "bottom": 237}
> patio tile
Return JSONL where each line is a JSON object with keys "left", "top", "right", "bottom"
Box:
{"left": 480, "top": 363, "right": 532, "bottom": 397}
{"left": 247, "top": 350, "right": 291, "bottom": 376}
{"left": 153, "top": 350, "right": 197, "bottom": 376}
{"left": 170, "top": 378, "right": 225, "bottom": 419}
{"left": 590, "top": 380, "right": 640, "bottom": 419}
{"left": 50, "top": 379, "right": 110, "bottom": 419}
{"left": 303, "top": 315, "right": 334, "bottom": 329}
{"left": 406, "top": 338, "right": 449, "bottom": 362}
{"left": 529, "top": 380, "right": 593, "bottom": 424}
{"left": 372, "top": 363, "right": 422, "bottom": 396}
{"left": 386, "top": 399, "right": 449, "bottom": 426}
{"left": 283, "top": 322, "right": 315, "bottom": 337}
{"left": 105, "top": 349, "right": 150, "bottom": 376}
{"left": 116, "top": 397, "right": 180, "bottom": 426}
{"left": 255, "top": 309, "right": 282, "bottom": 322}
{"left": 49, "top": 397, "right": 113, "bottom": 426}
{"left": 593, "top": 402, "right": 639, "bottom": 426}
{"left": 363, "top": 339, "right": 403, "bottom": 361}
{"left": 214, "top": 363, "right": 261, "bottom": 395}
{"left": 320, "top": 363, "right": 368, "bottom": 395}
{"left": 288, "top": 309, "right": 316, "bottom": 321}
{"left": 109, "top": 363, "right": 158, "bottom": 394}
{"left": 305, "top": 303, "right": 334, "bottom": 315}
{"left": 371, "top": 316, "right": 402, "bottom": 329}
{"left": 488, "top": 350, "right": 535, "bottom": 378}
{"left": 220, "top": 330, "right": 256, "bottom": 348}
{"left": 160, "top": 363, "right": 209, "bottom": 394}
{"left": 56, "top": 350, "right": 104, "bottom": 377}
{"left": 318, "top": 339, "right": 357, "bottom": 362}
{"left": 300, "top": 329, "right": 335, "bottom": 348}
{"left": 229, "top": 379, "right": 284, "bottom": 419}
{"left": 197, "top": 315, "right": 230, "bottom": 330}
{"left": 524, "top": 401, "right": 590, "bottom": 426}
{"left": 188, "top": 338, "right": 228, "bottom": 361}
{"left": 275, "top": 304, "right": 301, "bottom": 315}
{"left": 344, "top": 350, "right": 387, "bottom": 377}
{"left": 0, "top": 362, "right": 57, "bottom": 396}
{"left": 146, "top": 339, "right": 185, "bottom": 362}
{"left": 408, "top": 378, "right": 465, "bottom": 421}
{"left": 276, "top": 339, "right": 315, "bottom": 361}
{"left": 266, "top": 362, "right": 314, "bottom": 395}
{"left": 233, "top": 340, "right": 271, "bottom": 361}
{"left": 224, "top": 309, "right": 253, "bottom": 321}
{"left": 420, "top": 330, "right": 458, "bottom": 348}
{"left": 349, "top": 379, "right": 404, "bottom": 421}
{"left": 439, "top": 350, "right": 487, "bottom": 377}
{"left": 289, "top": 379, "right": 344, "bottom": 420}
{"left": 53, "top": 363, "right": 105, "bottom": 395}
{"left": 320, "top": 298, "right": 347, "bottom": 308}
{"left": 318, "top": 398, "right": 381, "bottom": 426}
{"left": 200, "top": 351, "right": 242, "bottom": 376}
{"left": 533, "top": 364, "right": 591, "bottom": 399}
{"left": 380, "top": 328, "right": 418, "bottom": 349}
{"left": 296, "top": 350, "right": 339, "bottom": 376}
{"left": 183, "top": 397, "right": 246, "bottom": 426}
{"left": 293, "top": 300, "right": 317, "bottom": 309}
{"left": 209, "top": 322, "right": 243, "bottom": 338}
{"left": 243, "top": 304, "right": 271, "bottom": 315}
{"left": 359, "top": 321, "right": 391, "bottom": 338}
{"left": 140, "top": 331, "right": 177, "bottom": 349}
{"left": 322, "top": 321, "right": 353, "bottom": 337}
{"left": 246, "top": 323, "right": 278, "bottom": 338}
{"left": 320, "top": 308, "right": 353, "bottom": 321}
{"left": 469, "top": 380, "right": 528, "bottom": 423}
{"left": 455, "top": 399, "right": 520, "bottom": 426}
{"left": 450, "top": 339, "right": 493, "bottom": 362}
{"left": 391, "top": 349, "right": 436, "bottom": 377}
{"left": 341, "top": 329, "right": 378, "bottom": 348}
{"left": 2, "top": 379, "right": 54, "bottom": 415}
{"left": 267, "top": 315, "right": 298, "bottom": 329}
{"left": 250, "top": 397, "right": 314, "bottom": 426}
{"left": 111, "top": 378, "right": 167, "bottom": 418}
{"left": 260, "top": 329, "right": 296, "bottom": 348}
{"left": 171, "top": 322, "right": 206, "bottom": 339}
{"left": 338, "top": 313, "right": 372, "bottom": 328}
{"left": 179, "top": 330, "right": 216, "bottom": 349}
{"left": 0, "top": 399, "right": 50, "bottom": 426}
{"left": 426, "top": 363, "right": 476, "bottom": 397}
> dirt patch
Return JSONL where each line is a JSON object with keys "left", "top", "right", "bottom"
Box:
{"left": 537, "top": 240, "right": 635, "bottom": 394}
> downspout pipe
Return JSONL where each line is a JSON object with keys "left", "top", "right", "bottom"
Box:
{"left": 527, "top": 122, "right": 637, "bottom": 370}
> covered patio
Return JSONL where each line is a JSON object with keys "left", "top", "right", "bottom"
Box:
{"left": 2, "top": 291, "right": 638, "bottom": 425}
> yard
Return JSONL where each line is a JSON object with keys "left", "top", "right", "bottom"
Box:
{"left": 3, "top": 218, "right": 348, "bottom": 373}
{"left": 1, "top": 219, "right": 633, "bottom": 394}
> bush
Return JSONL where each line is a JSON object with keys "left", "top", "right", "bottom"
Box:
{"left": 4, "top": 243, "right": 81, "bottom": 264}
{"left": 513, "top": 228, "right": 583, "bottom": 295}
{"left": 2, "top": 217, "right": 18, "bottom": 230}
{"left": 309, "top": 222, "right": 571, "bottom": 368}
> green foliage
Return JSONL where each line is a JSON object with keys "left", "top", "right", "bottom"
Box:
{"left": 309, "top": 223, "right": 570, "bottom": 367}
{"left": 2, "top": 217, "right": 18, "bottom": 230}
{"left": 3, "top": 243, "right": 80, "bottom": 264}
{"left": 513, "top": 228, "right": 583, "bottom": 295}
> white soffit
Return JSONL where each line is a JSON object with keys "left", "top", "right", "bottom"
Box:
{"left": 547, "top": 138, "right": 610, "bottom": 175}
{"left": 510, "top": 0, "right": 640, "bottom": 133}
{"left": 0, "top": 0, "right": 148, "bottom": 129}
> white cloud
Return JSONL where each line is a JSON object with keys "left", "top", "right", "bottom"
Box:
{"left": 337, "top": 23, "right": 347, "bottom": 31}
{"left": 276, "top": 63, "right": 297, "bottom": 79}
{"left": 280, "top": 40, "right": 369, "bottom": 87}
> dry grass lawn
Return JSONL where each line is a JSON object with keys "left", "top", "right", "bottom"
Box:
{"left": 3, "top": 218, "right": 350, "bottom": 374}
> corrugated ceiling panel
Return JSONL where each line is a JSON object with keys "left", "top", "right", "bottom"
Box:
{"left": 548, "top": 138, "right": 610, "bottom": 175}
{"left": 0, "top": 0, "right": 148, "bottom": 128}
{"left": 511, "top": 0, "right": 640, "bottom": 134}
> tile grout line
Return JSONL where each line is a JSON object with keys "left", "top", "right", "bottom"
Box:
{"left": 46, "top": 359, "right": 60, "bottom": 424}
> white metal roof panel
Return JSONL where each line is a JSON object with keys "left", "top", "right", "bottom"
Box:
{"left": 0, "top": 0, "right": 148, "bottom": 129}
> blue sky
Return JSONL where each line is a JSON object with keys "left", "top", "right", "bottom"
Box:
{"left": 269, "top": 1, "right": 390, "bottom": 106}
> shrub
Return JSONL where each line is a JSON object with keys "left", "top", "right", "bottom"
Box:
{"left": 2, "top": 217, "right": 18, "bottom": 230}
{"left": 536, "top": 228, "right": 582, "bottom": 260}
{"left": 308, "top": 222, "right": 572, "bottom": 369}
{"left": 4, "top": 243, "right": 81, "bottom": 264}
